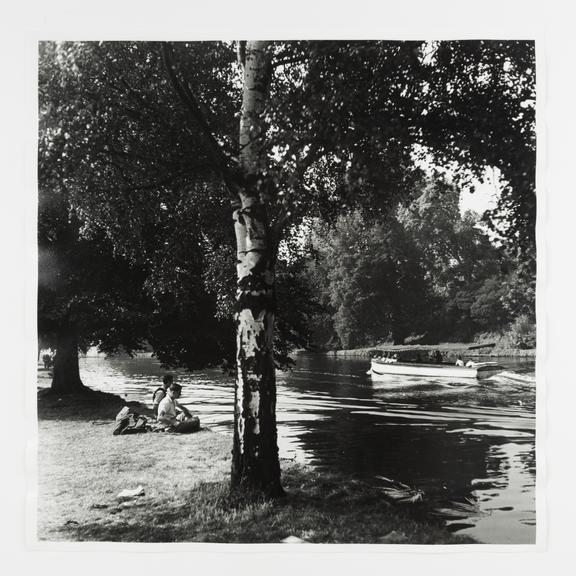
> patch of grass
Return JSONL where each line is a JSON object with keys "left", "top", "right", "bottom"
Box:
{"left": 37, "top": 386, "right": 474, "bottom": 544}
{"left": 61, "top": 467, "right": 473, "bottom": 544}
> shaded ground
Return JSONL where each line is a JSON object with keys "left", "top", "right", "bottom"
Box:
{"left": 36, "top": 384, "right": 475, "bottom": 544}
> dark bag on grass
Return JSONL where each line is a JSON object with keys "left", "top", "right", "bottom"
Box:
{"left": 120, "top": 415, "right": 148, "bottom": 435}
{"left": 172, "top": 416, "right": 200, "bottom": 434}
{"left": 113, "top": 407, "right": 148, "bottom": 436}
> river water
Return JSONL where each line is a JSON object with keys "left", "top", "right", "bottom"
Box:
{"left": 70, "top": 352, "right": 536, "bottom": 544}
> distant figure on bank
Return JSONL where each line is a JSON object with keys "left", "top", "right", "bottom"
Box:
{"left": 434, "top": 350, "right": 443, "bottom": 364}
{"left": 152, "top": 374, "right": 174, "bottom": 417}
{"left": 455, "top": 356, "right": 465, "bottom": 367}
{"left": 42, "top": 353, "right": 53, "bottom": 369}
{"left": 157, "top": 383, "right": 200, "bottom": 433}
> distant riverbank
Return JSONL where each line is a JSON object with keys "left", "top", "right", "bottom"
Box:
{"left": 323, "top": 342, "right": 536, "bottom": 359}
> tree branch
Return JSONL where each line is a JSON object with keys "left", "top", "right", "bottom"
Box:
{"left": 237, "top": 41, "right": 246, "bottom": 70}
{"left": 268, "top": 142, "right": 326, "bottom": 247}
{"left": 160, "top": 42, "right": 241, "bottom": 200}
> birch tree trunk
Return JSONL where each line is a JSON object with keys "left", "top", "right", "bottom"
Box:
{"left": 230, "top": 41, "right": 283, "bottom": 496}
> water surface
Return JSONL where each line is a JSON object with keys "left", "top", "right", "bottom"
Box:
{"left": 70, "top": 352, "right": 536, "bottom": 544}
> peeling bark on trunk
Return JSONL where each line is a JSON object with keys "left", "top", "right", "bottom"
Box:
{"left": 231, "top": 199, "right": 282, "bottom": 496}
{"left": 51, "top": 331, "right": 85, "bottom": 394}
{"left": 230, "top": 41, "right": 283, "bottom": 497}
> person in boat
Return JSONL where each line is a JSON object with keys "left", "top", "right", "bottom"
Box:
{"left": 157, "top": 383, "right": 199, "bottom": 433}
{"left": 152, "top": 374, "right": 174, "bottom": 417}
{"left": 455, "top": 356, "right": 465, "bottom": 367}
{"left": 390, "top": 353, "right": 399, "bottom": 363}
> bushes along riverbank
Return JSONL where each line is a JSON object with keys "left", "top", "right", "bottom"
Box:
{"left": 326, "top": 341, "right": 536, "bottom": 359}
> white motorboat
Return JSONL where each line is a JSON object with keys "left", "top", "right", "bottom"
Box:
{"left": 369, "top": 358, "right": 503, "bottom": 380}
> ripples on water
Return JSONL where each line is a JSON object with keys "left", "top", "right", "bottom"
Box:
{"left": 61, "top": 353, "right": 536, "bottom": 544}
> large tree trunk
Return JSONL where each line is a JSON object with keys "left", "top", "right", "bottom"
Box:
{"left": 230, "top": 41, "right": 283, "bottom": 497}
{"left": 231, "top": 199, "right": 282, "bottom": 496}
{"left": 51, "top": 330, "right": 85, "bottom": 393}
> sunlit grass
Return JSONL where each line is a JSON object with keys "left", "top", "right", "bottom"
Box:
{"left": 37, "top": 387, "right": 474, "bottom": 544}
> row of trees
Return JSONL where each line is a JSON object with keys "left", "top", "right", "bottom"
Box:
{"left": 39, "top": 40, "right": 535, "bottom": 497}
{"left": 303, "top": 177, "right": 535, "bottom": 350}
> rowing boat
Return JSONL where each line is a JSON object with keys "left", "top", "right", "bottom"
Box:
{"left": 369, "top": 358, "right": 503, "bottom": 380}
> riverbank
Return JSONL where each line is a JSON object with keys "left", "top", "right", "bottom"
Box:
{"left": 36, "top": 385, "right": 474, "bottom": 544}
{"left": 325, "top": 341, "right": 536, "bottom": 359}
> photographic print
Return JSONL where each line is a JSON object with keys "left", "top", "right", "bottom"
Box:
{"left": 36, "top": 39, "right": 536, "bottom": 545}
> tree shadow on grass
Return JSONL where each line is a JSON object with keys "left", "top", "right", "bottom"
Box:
{"left": 56, "top": 472, "right": 476, "bottom": 544}
{"left": 38, "top": 387, "right": 152, "bottom": 422}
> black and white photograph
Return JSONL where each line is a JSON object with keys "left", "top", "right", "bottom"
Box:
{"left": 35, "top": 36, "right": 537, "bottom": 545}
{"left": 4, "top": 0, "right": 576, "bottom": 573}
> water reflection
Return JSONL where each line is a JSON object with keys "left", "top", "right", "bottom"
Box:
{"left": 452, "top": 442, "right": 536, "bottom": 544}
{"left": 61, "top": 352, "right": 535, "bottom": 544}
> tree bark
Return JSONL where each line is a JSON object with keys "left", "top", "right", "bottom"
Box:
{"left": 51, "top": 330, "right": 85, "bottom": 393}
{"left": 230, "top": 41, "right": 283, "bottom": 497}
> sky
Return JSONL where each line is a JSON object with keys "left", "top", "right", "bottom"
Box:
{"left": 459, "top": 169, "right": 501, "bottom": 215}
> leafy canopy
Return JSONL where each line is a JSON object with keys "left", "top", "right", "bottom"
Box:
{"left": 39, "top": 39, "right": 535, "bottom": 362}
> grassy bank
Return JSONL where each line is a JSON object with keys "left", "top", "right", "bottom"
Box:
{"left": 37, "top": 386, "right": 474, "bottom": 544}
{"left": 326, "top": 341, "right": 536, "bottom": 359}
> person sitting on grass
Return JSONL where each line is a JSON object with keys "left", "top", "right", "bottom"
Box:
{"left": 152, "top": 374, "right": 173, "bottom": 417}
{"left": 157, "top": 383, "right": 200, "bottom": 433}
